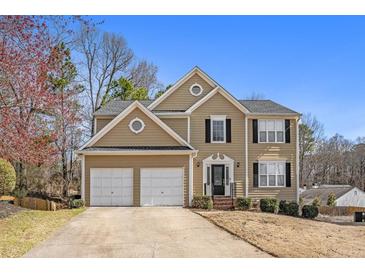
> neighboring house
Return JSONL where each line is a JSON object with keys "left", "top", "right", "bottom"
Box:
{"left": 76, "top": 66, "right": 300, "bottom": 207}
{"left": 300, "top": 184, "right": 365, "bottom": 207}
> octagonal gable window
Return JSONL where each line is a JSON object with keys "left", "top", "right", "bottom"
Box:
{"left": 129, "top": 117, "right": 145, "bottom": 134}
{"left": 189, "top": 83, "right": 203, "bottom": 96}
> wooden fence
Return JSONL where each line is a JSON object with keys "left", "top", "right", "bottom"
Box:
{"left": 319, "top": 206, "right": 365, "bottom": 216}
{"left": 14, "top": 197, "right": 57, "bottom": 211}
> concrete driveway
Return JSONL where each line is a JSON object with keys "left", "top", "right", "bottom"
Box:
{"left": 25, "top": 207, "right": 270, "bottom": 258}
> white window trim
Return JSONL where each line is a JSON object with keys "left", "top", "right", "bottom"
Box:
{"left": 258, "top": 161, "right": 286, "bottom": 188}
{"left": 258, "top": 119, "right": 285, "bottom": 144}
{"left": 189, "top": 83, "right": 203, "bottom": 97}
{"left": 210, "top": 115, "right": 226, "bottom": 143}
{"left": 128, "top": 117, "right": 145, "bottom": 134}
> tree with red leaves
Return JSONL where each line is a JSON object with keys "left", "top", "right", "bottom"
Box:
{"left": 0, "top": 16, "right": 76, "bottom": 188}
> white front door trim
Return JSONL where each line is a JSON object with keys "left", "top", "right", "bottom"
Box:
{"left": 202, "top": 153, "right": 234, "bottom": 196}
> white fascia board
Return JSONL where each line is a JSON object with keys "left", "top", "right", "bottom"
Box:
{"left": 148, "top": 66, "right": 217, "bottom": 110}
{"left": 246, "top": 113, "right": 301, "bottom": 117}
{"left": 75, "top": 150, "right": 198, "bottom": 156}
{"left": 154, "top": 112, "right": 190, "bottom": 118}
{"left": 79, "top": 101, "right": 195, "bottom": 150}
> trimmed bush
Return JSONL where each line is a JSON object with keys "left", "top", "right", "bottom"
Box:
{"left": 279, "top": 200, "right": 299, "bottom": 217}
{"left": 0, "top": 159, "right": 16, "bottom": 196}
{"left": 312, "top": 196, "right": 321, "bottom": 207}
{"left": 260, "top": 198, "right": 279, "bottom": 213}
{"left": 302, "top": 205, "right": 319, "bottom": 219}
{"left": 235, "top": 197, "right": 252, "bottom": 210}
{"left": 327, "top": 192, "right": 337, "bottom": 207}
{"left": 191, "top": 195, "right": 213, "bottom": 210}
{"left": 70, "top": 199, "right": 84, "bottom": 208}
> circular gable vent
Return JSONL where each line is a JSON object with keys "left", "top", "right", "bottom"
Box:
{"left": 129, "top": 118, "right": 145, "bottom": 134}
{"left": 189, "top": 83, "right": 203, "bottom": 96}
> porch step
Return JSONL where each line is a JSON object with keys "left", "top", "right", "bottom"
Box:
{"left": 213, "top": 197, "right": 234, "bottom": 210}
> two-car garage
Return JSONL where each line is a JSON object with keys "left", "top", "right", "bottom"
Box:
{"left": 89, "top": 166, "right": 185, "bottom": 207}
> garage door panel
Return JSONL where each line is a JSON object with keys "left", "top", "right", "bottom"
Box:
{"left": 140, "top": 168, "right": 183, "bottom": 206}
{"left": 90, "top": 168, "right": 133, "bottom": 206}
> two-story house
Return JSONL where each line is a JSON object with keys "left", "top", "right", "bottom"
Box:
{"left": 77, "top": 66, "right": 300, "bottom": 208}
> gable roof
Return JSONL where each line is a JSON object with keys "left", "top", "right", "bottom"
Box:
{"left": 186, "top": 87, "right": 250, "bottom": 114}
{"left": 239, "top": 100, "right": 299, "bottom": 115}
{"left": 147, "top": 66, "right": 218, "bottom": 110}
{"left": 94, "top": 100, "right": 152, "bottom": 116}
{"left": 80, "top": 101, "right": 195, "bottom": 151}
{"left": 300, "top": 185, "right": 354, "bottom": 204}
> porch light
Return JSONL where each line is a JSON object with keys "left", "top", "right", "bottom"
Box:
{"left": 196, "top": 161, "right": 200, "bottom": 167}
{"left": 236, "top": 162, "right": 240, "bottom": 168}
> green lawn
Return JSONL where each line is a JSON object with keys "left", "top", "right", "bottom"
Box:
{"left": 0, "top": 208, "right": 85, "bottom": 258}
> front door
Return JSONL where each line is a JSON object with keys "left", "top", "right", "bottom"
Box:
{"left": 212, "top": 165, "right": 225, "bottom": 195}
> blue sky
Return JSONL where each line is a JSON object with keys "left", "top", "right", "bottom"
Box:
{"left": 92, "top": 16, "right": 365, "bottom": 140}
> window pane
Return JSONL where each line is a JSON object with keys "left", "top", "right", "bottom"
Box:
{"left": 259, "top": 131, "right": 266, "bottom": 142}
{"left": 267, "top": 163, "right": 276, "bottom": 175}
{"left": 277, "top": 163, "right": 285, "bottom": 175}
{"left": 259, "top": 120, "right": 266, "bottom": 131}
{"left": 267, "top": 120, "right": 275, "bottom": 131}
{"left": 268, "top": 131, "right": 275, "bottom": 142}
{"left": 212, "top": 120, "right": 224, "bottom": 141}
{"left": 277, "top": 175, "right": 285, "bottom": 186}
{"left": 207, "top": 166, "right": 210, "bottom": 185}
{"left": 259, "top": 163, "right": 267, "bottom": 174}
{"left": 259, "top": 175, "right": 267, "bottom": 186}
{"left": 226, "top": 167, "right": 229, "bottom": 185}
{"left": 269, "top": 175, "right": 276, "bottom": 186}
{"left": 277, "top": 131, "right": 284, "bottom": 142}
{"left": 275, "top": 120, "right": 284, "bottom": 131}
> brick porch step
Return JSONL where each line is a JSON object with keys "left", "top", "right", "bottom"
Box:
{"left": 213, "top": 196, "right": 234, "bottom": 210}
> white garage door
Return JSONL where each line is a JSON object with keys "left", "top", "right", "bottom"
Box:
{"left": 90, "top": 168, "right": 133, "bottom": 206}
{"left": 140, "top": 168, "right": 184, "bottom": 206}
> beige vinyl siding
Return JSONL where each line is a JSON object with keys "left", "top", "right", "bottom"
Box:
{"left": 93, "top": 108, "right": 181, "bottom": 147}
{"left": 190, "top": 92, "right": 246, "bottom": 197}
{"left": 160, "top": 118, "right": 188, "bottom": 141}
{"left": 247, "top": 117, "right": 298, "bottom": 201}
{"left": 84, "top": 155, "right": 189, "bottom": 207}
{"left": 95, "top": 117, "right": 114, "bottom": 133}
{"left": 155, "top": 73, "right": 215, "bottom": 111}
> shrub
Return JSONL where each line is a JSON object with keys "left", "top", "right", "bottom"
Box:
{"left": 70, "top": 199, "right": 84, "bottom": 208}
{"left": 0, "top": 159, "right": 16, "bottom": 196}
{"left": 12, "top": 187, "right": 28, "bottom": 198}
{"left": 279, "top": 200, "right": 299, "bottom": 217}
{"left": 302, "top": 205, "right": 319, "bottom": 219}
{"left": 327, "top": 192, "right": 337, "bottom": 207}
{"left": 235, "top": 197, "right": 252, "bottom": 210}
{"left": 312, "top": 196, "right": 321, "bottom": 207}
{"left": 260, "top": 198, "right": 279, "bottom": 213}
{"left": 191, "top": 195, "right": 213, "bottom": 210}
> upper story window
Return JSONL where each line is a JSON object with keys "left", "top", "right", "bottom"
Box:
{"left": 189, "top": 83, "right": 203, "bottom": 96}
{"left": 129, "top": 117, "right": 145, "bottom": 134}
{"left": 259, "top": 161, "right": 285, "bottom": 187}
{"left": 259, "top": 120, "right": 285, "bottom": 143}
{"left": 211, "top": 115, "right": 226, "bottom": 143}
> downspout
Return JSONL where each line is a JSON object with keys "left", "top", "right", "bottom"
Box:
{"left": 296, "top": 117, "right": 300, "bottom": 203}
{"left": 245, "top": 116, "right": 249, "bottom": 198}
{"left": 189, "top": 151, "right": 198, "bottom": 207}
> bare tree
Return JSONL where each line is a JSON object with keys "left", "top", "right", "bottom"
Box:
{"left": 128, "top": 60, "right": 160, "bottom": 93}
{"left": 299, "top": 113, "right": 324, "bottom": 186}
{"left": 245, "top": 91, "right": 265, "bottom": 100}
{"left": 76, "top": 26, "right": 134, "bottom": 134}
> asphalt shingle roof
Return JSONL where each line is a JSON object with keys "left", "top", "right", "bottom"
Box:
{"left": 238, "top": 100, "right": 298, "bottom": 114}
{"left": 94, "top": 98, "right": 299, "bottom": 116}
{"left": 300, "top": 185, "right": 354, "bottom": 205}
{"left": 82, "top": 146, "right": 192, "bottom": 151}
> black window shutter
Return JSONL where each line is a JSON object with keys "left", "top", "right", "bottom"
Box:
{"left": 226, "top": 119, "right": 231, "bottom": 143}
{"left": 205, "top": 119, "right": 211, "bottom": 143}
{"left": 285, "top": 119, "right": 291, "bottom": 143}
{"left": 253, "top": 163, "right": 259, "bottom": 187}
{"left": 253, "top": 119, "right": 258, "bottom": 143}
{"left": 286, "top": 162, "right": 291, "bottom": 187}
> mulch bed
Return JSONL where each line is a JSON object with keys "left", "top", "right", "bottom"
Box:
{"left": 0, "top": 203, "right": 25, "bottom": 219}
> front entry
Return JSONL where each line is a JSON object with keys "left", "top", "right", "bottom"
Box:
{"left": 212, "top": 165, "right": 225, "bottom": 195}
